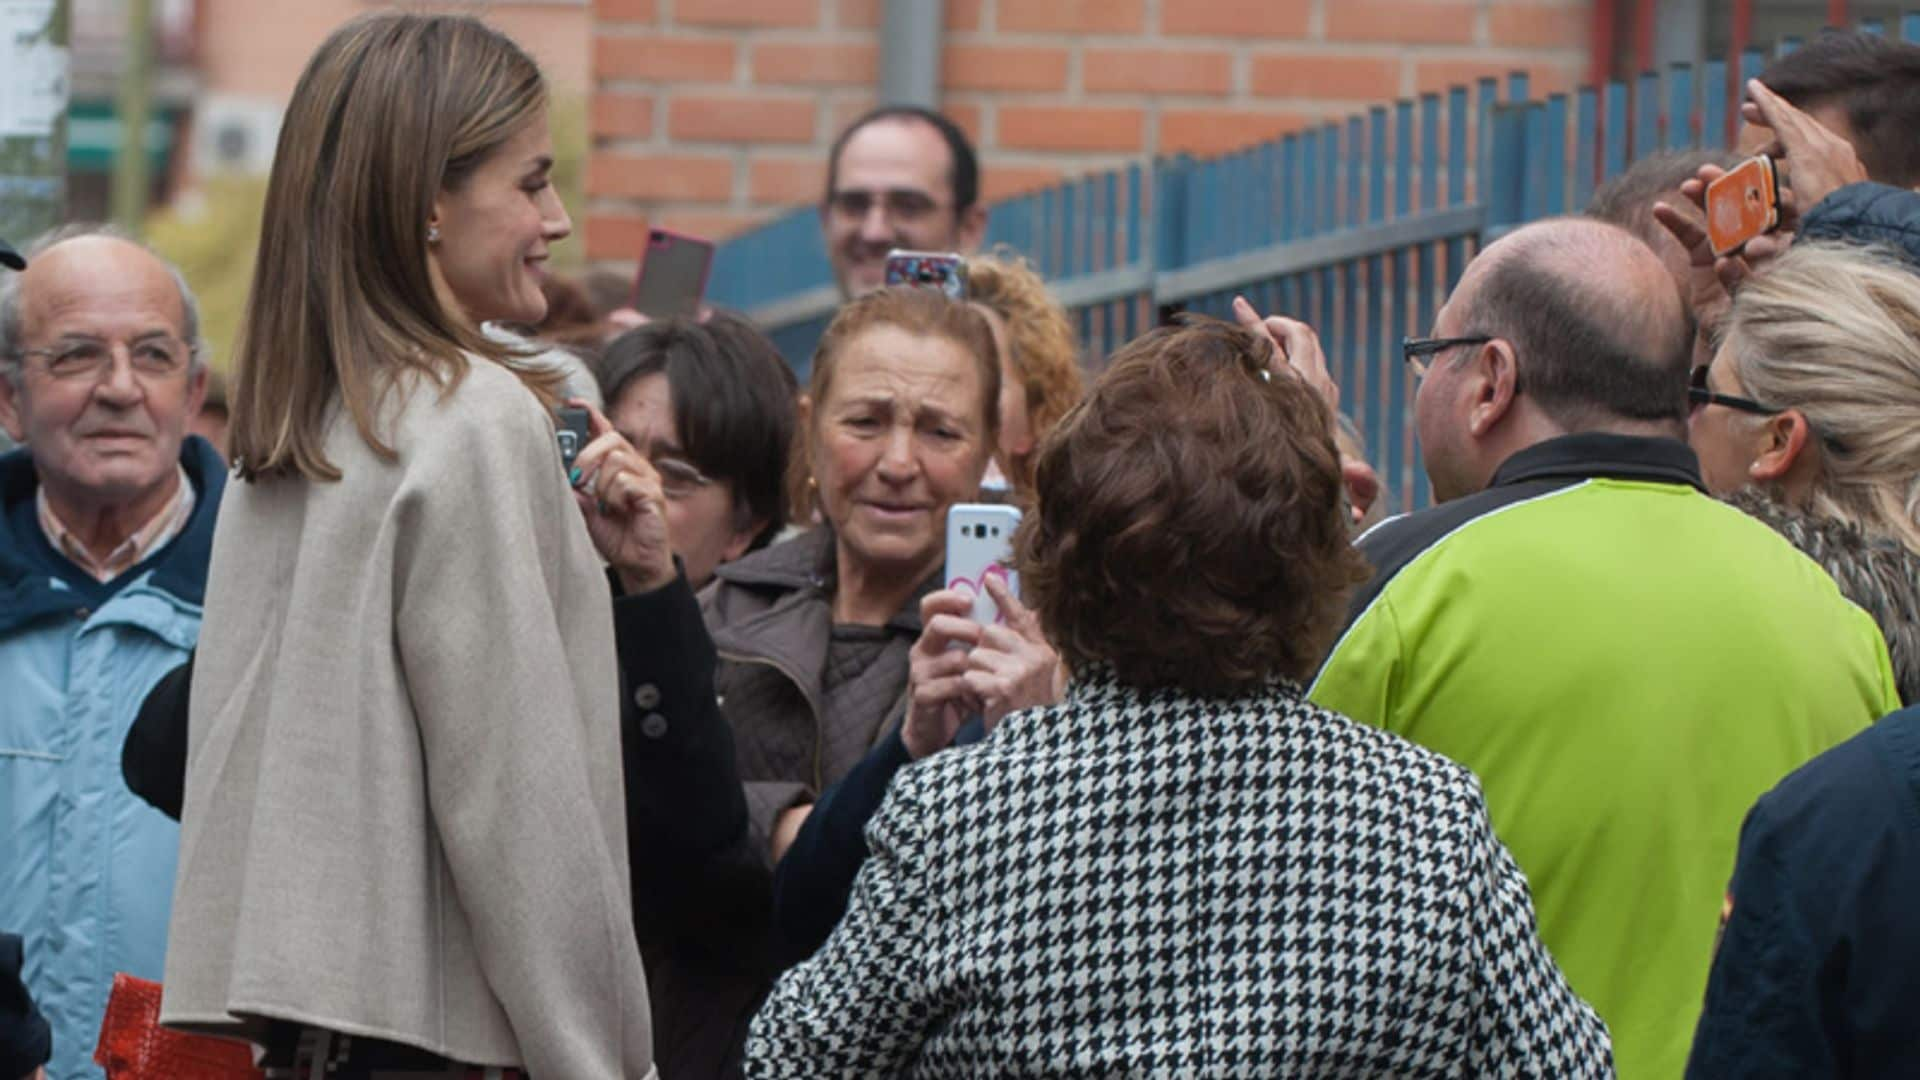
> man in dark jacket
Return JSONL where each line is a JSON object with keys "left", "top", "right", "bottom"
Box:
{"left": 1687, "top": 704, "right": 1920, "bottom": 1077}
{"left": 1, "top": 935, "right": 50, "bottom": 1080}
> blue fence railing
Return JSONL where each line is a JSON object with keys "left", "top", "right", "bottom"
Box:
{"left": 706, "top": 12, "right": 1920, "bottom": 516}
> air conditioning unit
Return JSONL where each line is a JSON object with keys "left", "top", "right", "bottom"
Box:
{"left": 192, "top": 95, "right": 281, "bottom": 176}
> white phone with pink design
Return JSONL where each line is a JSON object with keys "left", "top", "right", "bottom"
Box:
{"left": 945, "top": 504, "right": 1022, "bottom": 627}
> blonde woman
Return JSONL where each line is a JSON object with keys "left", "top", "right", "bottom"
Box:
{"left": 1690, "top": 240, "right": 1920, "bottom": 701}
{"left": 161, "top": 14, "right": 656, "bottom": 1077}
{"left": 965, "top": 253, "right": 1084, "bottom": 495}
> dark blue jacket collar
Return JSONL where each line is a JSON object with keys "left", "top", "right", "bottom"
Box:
{"left": 0, "top": 436, "right": 226, "bottom": 633}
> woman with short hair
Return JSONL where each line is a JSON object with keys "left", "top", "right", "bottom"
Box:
{"left": 597, "top": 312, "right": 797, "bottom": 588}
{"left": 162, "top": 14, "right": 656, "bottom": 1077}
{"left": 748, "top": 318, "right": 1612, "bottom": 1076}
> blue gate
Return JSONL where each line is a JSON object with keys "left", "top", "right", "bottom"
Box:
{"left": 707, "top": 12, "right": 1920, "bottom": 515}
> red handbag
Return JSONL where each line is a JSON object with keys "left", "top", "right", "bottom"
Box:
{"left": 93, "top": 973, "right": 263, "bottom": 1079}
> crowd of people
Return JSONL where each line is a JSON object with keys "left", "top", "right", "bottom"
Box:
{"left": 2, "top": 10, "right": 1919, "bottom": 1080}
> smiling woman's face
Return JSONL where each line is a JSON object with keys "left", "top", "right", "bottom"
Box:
{"left": 812, "top": 322, "right": 990, "bottom": 584}
{"left": 428, "top": 114, "right": 570, "bottom": 328}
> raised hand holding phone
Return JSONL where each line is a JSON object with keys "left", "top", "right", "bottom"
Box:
{"left": 564, "top": 399, "right": 676, "bottom": 594}
{"left": 960, "top": 578, "right": 1066, "bottom": 726}
{"left": 904, "top": 578, "right": 1064, "bottom": 759}
{"left": 1742, "top": 78, "right": 1868, "bottom": 219}
{"left": 1705, "top": 155, "right": 1781, "bottom": 258}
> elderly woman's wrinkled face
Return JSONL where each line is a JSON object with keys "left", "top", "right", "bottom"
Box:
{"left": 814, "top": 324, "right": 990, "bottom": 582}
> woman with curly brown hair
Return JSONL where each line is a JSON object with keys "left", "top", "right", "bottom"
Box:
{"left": 964, "top": 252, "right": 1084, "bottom": 496}
{"left": 747, "top": 318, "right": 1612, "bottom": 1077}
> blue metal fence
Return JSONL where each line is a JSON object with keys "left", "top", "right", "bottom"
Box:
{"left": 707, "top": 13, "right": 1920, "bottom": 515}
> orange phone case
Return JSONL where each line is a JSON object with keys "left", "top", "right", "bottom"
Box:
{"left": 1705, "top": 155, "right": 1780, "bottom": 257}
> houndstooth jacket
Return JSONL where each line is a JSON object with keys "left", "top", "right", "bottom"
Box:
{"left": 747, "top": 670, "right": 1613, "bottom": 1078}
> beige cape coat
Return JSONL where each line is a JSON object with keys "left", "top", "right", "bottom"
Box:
{"left": 161, "top": 360, "right": 654, "bottom": 1078}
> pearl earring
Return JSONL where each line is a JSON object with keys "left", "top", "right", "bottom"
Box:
{"left": 427, "top": 225, "right": 441, "bottom": 244}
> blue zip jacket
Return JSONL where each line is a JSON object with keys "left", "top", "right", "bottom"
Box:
{"left": 0, "top": 437, "right": 223, "bottom": 1079}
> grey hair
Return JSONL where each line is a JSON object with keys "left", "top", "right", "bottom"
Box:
{"left": 0, "top": 222, "right": 206, "bottom": 388}
{"left": 1721, "top": 241, "right": 1920, "bottom": 555}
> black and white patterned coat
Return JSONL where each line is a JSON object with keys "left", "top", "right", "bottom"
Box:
{"left": 747, "top": 671, "right": 1614, "bottom": 1078}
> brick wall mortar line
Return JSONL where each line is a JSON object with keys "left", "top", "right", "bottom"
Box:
{"left": 592, "top": 26, "right": 748, "bottom": 41}
{"left": 953, "top": 90, "right": 1260, "bottom": 107}
{"left": 945, "top": 30, "right": 1315, "bottom": 47}
{"left": 598, "top": 79, "right": 736, "bottom": 93}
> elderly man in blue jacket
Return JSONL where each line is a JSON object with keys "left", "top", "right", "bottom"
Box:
{"left": 0, "top": 226, "right": 221, "bottom": 1079}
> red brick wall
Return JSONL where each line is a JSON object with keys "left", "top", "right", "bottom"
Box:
{"left": 586, "top": 0, "right": 1590, "bottom": 260}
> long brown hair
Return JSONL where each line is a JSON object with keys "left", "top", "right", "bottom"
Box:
{"left": 229, "top": 13, "right": 561, "bottom": 482}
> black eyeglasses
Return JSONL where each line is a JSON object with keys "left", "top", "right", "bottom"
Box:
{"left": 1402, "top": 335, "right": 1492, "bottom": 379}
{"left": 1688, "top": 364, "right": 1780, "bottom": 415}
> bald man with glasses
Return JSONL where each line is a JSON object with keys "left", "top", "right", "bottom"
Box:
{"left": 0, "top": 225, "right": 225, "bottom": 1080}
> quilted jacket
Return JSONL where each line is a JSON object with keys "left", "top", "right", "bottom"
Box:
{"left": 1800, "top": 182, "right": 1920, "bottom": 267}
{"left": 649, "top": 527, "right": 932, "bottom": 1077}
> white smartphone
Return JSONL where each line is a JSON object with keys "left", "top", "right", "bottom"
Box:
{"left": 945, "top": 503, "right": 1022, "bottom": 627}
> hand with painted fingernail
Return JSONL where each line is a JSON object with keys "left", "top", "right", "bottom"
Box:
{"left": 565, "top": 398, "right": 676, "bottom": 595}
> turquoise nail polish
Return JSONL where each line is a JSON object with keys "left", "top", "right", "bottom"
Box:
{"left": 568, "top": 466, "right": 582, "bottom": 486}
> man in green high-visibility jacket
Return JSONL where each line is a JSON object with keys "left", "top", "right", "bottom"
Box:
{"left": 1310, "top": 217, "right": 1900, "bottom": 1080}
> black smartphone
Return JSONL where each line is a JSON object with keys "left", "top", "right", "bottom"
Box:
{"left": 557, "top": 406, "right": 591, "bottom": 477}
{"left": 632, "top": 227, "right": 715, "bottom": 320}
